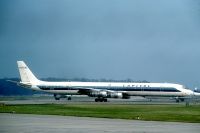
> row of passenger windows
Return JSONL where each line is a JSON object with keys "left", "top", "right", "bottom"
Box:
{"left": 126, "top": 85, "right": 150, "bottom": 87}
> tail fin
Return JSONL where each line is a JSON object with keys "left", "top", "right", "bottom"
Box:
{"left": 17, "top": 61, "right": 39, "bottom": 83}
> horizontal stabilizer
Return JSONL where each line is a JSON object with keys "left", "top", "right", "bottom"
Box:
{"left": 6, "top": 80, "right": 19, "bottom": 84}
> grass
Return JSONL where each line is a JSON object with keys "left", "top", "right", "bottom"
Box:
{"left": 1, "top": 104, "right": 200, "bottom": 123}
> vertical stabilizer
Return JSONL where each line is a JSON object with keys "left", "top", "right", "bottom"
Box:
{"left": 17, "top": 61, "right": 39, "bottom": 83}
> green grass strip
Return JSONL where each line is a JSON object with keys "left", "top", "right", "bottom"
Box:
{"left": 0, "top": 104, "right": 200, "bottom": 123}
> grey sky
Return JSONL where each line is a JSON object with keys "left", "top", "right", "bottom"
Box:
{"left": 0, "top": 0, "right": 200, "bottom": 88}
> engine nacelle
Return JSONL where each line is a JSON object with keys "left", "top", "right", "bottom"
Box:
{"left": 89, "top": 91, "right": 130, "bottom": 99}
{"left": 108, "top": 92, "right": 123, "bottom": 98}
{"left": 89, "top": 91, "right": 108, "bottom": 97}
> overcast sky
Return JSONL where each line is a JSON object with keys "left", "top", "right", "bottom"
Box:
{"left": 0, "top": 0, "right": 200, "bottom": 88}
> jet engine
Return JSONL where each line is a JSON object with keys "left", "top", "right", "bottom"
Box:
{"left": 107, "top": 92, "right": 123, "bottom": 98}
{"left": 89, "top": 91, "right": 108, "bottom": 97}
{"left": 89, "top": 91, "right": 129, "bottom": 99}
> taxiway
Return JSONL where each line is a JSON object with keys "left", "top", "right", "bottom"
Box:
{"left": 0, "top": 113, "right": 200, "bottom": 133}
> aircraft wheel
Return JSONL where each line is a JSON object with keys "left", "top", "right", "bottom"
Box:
{"left": 180, "top": 98, "right": 185, "bottom": 102}
{"left": 68, "top": 97, "right": 72, "bottom": 100}
{"left": 95, "top": 98, "right": 107, "bottom": 102}
{"left": 103, "top": 99, "right": 107, "bottom": 102}
{"left": 95, "top": 98, "right": 99, "bottom": 102}
{"left": 55, "top": 97, "right": 60, "bottom": 100}
{"left": 176, "top": 99, "right": 180, "bottom": 103}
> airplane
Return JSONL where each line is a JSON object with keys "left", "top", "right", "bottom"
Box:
{"left": 13, "top": 61, "right": 200, "bottom": 102}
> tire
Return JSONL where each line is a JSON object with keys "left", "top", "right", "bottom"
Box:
{"left": 68, "top": 97, "right": 72, "bottom": 100}
{"left": 176, "top": 99, "right": 180, "bottom": 103}
{"left": 95, "top": 98, "right": 99, "bottom": 102}
{"left": 55, "top": 98, "right": 60, "bottom": 100}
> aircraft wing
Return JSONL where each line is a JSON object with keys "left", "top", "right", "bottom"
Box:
{"left": 75, "top": 87, "right": 129, "bottom": 99}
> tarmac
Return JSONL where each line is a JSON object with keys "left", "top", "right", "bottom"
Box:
{"left": 0, "top": 113, "right": 200, "bottom": 133}
{"left": 1, "top": 95, "right": 194, "bottom": 105}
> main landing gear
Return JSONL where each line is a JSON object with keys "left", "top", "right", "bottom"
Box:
{"left": 95, "top": 98, "right": 108, "bottom": 102}
{"left": 54, "top": 94, "right": 72, "bottom": 101}
{"left": 175, "top": 97, "right": 185, "bottom": 103}
{"left": 67, "top": 97, "right": 72, "bottom": 100}
{"left": 55, "top": 96, "right": 72, "bottom": 100}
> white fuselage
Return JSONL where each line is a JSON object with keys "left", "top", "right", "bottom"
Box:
{"left": 27, "top": 81, "right": 194, "bottom": 97}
